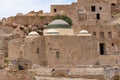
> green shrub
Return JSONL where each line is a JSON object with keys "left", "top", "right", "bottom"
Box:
{"left": 4, "top": 58, "right": 10, "bottom": 63}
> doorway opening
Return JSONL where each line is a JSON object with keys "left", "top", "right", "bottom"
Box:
{"left": 99, "top": 43, "right": 105, "bottom": 55}
{"left": 96, "top": 13, "right": 100, "bottom": 20}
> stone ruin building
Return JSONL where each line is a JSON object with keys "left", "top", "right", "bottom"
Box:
{"left": 7, "top": 0, "right": 120, "bottom": 67}
{"left": 0, "top": 0, "right": 120, "bottom": 80}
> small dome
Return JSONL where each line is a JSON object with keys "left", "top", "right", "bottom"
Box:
{"left": 47, "top": 19, "right": 70, "bottom": 28}
{"left": 78, "top": 30, "right": 91, "bottom": 36}
{"left": 28, "top": 31, "right": 39, "bottom": 36}
{"left": 79, "top": 30, "right": 89, "bottom": 34}
{"left": 45, "top": 29, "right": 59, "bottom": 34}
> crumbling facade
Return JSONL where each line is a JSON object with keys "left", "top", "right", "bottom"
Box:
{"left": 51, "top": 0, "right": 111, "bottom": 25}
{"left": 7, "top": 0, "right": 120, "bottom": 68}
{"left": 0, "top": 0, "right": 120, "bottom": 80}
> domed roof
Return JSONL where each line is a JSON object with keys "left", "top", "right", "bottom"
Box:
{"left": 78, "top": 30, "right": 91, "bottom": 36}
{"left": 49, "top": 19, "right": 69, "bottom": 25}
{"left": 47, "top": 19, "right": 71, "bottom": 28}
{"left": 28, "top": 31, "right": 39, "bottom": 36}
{"left": 45, "top": 29, "right": 59, "bottom": 34}
{"left": 79, "top": 30, "right": 89, "bottom": 34}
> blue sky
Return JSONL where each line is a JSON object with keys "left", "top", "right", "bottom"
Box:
{"left": 0, "top": 0, "right": 76, "bottom": 19}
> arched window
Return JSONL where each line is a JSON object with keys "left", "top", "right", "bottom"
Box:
{"left": 108, "top": 32, "right": 112, "bottom": 39}
{"left": 100, "top": 32, "right": 104, "bottom": 39}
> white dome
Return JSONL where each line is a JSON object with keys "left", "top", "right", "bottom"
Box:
{"left": 78, "top": 30, "right": 91, "bottom": 36}
{"left": 28, "top": 31, "right": 39, "bottom": 36}
{"left": 45, "top": 29, "right": 59, "bottom": 34}
{"left": 49, "top": 19, "right": 69, "bottom": 25}
{"left": 79, "top": 30, "right": 89, "bottom": 34}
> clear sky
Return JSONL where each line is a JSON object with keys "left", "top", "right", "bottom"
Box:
{"left": 0, "top": 0, "right": 77, "bottom": 19}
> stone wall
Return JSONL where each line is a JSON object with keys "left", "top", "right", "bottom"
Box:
{"left": 8, "top": 36, "right": 98, "bottom": 67}
{"left": 8, "top": 24, "right": 120, "bottom": 67}
{"left": 45, "top": 36, "right": 98, "bottom": 67}
{"left": 0, "top": 27, "right": 20, "bottom": 57}
{"left": 99, "top": 55, "right": 120, "bottom": 65}
{"left": 6, "top": 16, "right": 54, "bottom": 27}
{"left": 8, "top": 38, "right": 25, "bottom": 59}
{"left": 24, "top": 36, "right": 47, "bottom": 66}
{"left": 8, "top": 36, "right": 47, "bottom": 66}
{"left": 51, "top": 0, "right": 111, "bottom": 25}
{"left": 74, "top": 25, "right": 120, "bottom": 55}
